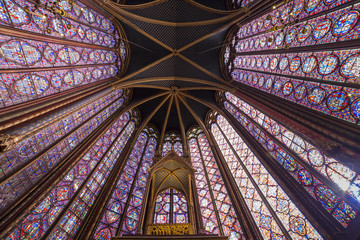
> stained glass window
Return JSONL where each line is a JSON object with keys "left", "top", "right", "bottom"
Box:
{"left": 223, "top": 91, "right": 358, "bottom": 226}
{"left": 228, "top": 0, "right": 256, "bottom": 9}
{"left": 210, "top": 112, "right": 323, "bottom": 239}
{"left": 172, "top": 189, "right": 188, "bottom": 224}
{"left": 0, "top": 0, "right": 128, "bottom": 108}
{"left": 224, "top": 0, "right": 360, "bottom": 125}
{"left": 162, "top": 141, "right": 172, "bottom": 157}
{"left": 188, "top": 127, "right": 245, "bottom": 240}
{"left": 91, "top": 126, "right": 158, "bottom": 239}
{"left": 5, "top": 110, "right": 136, "bottom": 240}
{"left": 154, "top": 188, "right": 171, "bottom": 224}
{"left": 49, "top": 120, "right": 136, "bottom": 240}
{"left": 228, "top": 0, "right": 241, "bottom": 9}
{"left": 153, "top": 188, "right": 188, "bottom": 225}
{"left": 162, "top": 131, "right": 183, "bottom": 157}
{"left": 0, "top": 88, "right": 127, "bottom": 212}
{"left": 120, "top": 135, "right": 157, "bottom": 235}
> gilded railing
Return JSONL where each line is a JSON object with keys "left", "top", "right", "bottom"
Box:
{"left": 147, "top": 223, "right": 193, "bottom": 235}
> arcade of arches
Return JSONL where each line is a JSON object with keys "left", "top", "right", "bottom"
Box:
{"left": 0, "top": 0, "right": 360, "bottom": 239}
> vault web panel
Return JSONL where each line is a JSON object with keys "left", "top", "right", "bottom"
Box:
{"left": 124, "top": 0, "right": 227, "bottom": 22}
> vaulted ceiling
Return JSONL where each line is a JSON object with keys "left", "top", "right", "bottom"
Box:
{"left": 97, "top": 0, "right": 254, "bottom": 137}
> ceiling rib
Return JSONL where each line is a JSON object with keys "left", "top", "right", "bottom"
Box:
{"left": 125, "top": 84, "right": 171, "bottom": 91}
{"left": 99, "top": 0, "right": 240, "bottom": 134}
{"left": 179, "top": 91, "right": 222, "bottom": 112}
{"left": 122, "top": 56, "right": 222, "bottom": 84}
{"left": 159, "top": 94, "right": 175, "bottom": 149}
{"left": 124, "top": 91, "right": 170, "bottom": 112}
{"left": 178, "top": 0, "right": 274, "bottom": 52}
{"left": 106, "top": 2, "right": 244, "bottom": 27}
{"left": 177, "top": 19, "right": 238, "bottom": 52}
{"left": 104, "top": 7, "right": 174, "bottom": 51}
{"left": 177, "top": 54, "right": 231, "bottom": 86}
{"left": 174, "top": 94, "right": 188, "bottom": 152}
{"left": 177, "top": 94, "right": 209, "bottom": 138}
{"left": 113, "top": 54, "right": 174, "bottom": 84}
{"left": 178, "top": 86, "right": 220, "bottom": 91}
{"left": 140, "top": 93, "right": 172, "bottom": 129}
{"left": 116, "top": 0, "right": 167, "bottom": 9}
{"left": 113, "top": 77, "right": 233, "bottom": 91}
{"left": 97, "top": 0, "right": 243, "bottom": 52}
{"left": 185, "top": 0, "right": 237, "bottom": 14}
{"left": 117, "top": 0, "right": 234, "bottom": 14}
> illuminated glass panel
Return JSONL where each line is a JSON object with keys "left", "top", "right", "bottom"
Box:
{"left": 0, "top": 0, "right": 126, "bottom": 109}
{"left": 120, "top": 137, "right": 157, "bottom": 235}
{"left": 0, "top": 90, "right": 126, "bottom": 211}
{"left": 162, "top": 132, "right": 183, "bottom": 157}
{"left": 229, "top": 0, "right": 241, "bottom": 9}
{"left": 162, "top": 141, "right": 172, "bottom": 157}
{"left": 154, "top": 188, "right": 171, "bottom": 224}
{"left": 48, "top": 121, "right": 136, "bottom": 239}
{"left": 234, "top": 4, "right": 360, "bottom": 52}
{"left": 5, "top": 111, "right": 133, "bottom": 240}
{"left": 189, "top": 137, "right": 220, "bottom": 234}
{"left": 189, "top": 131, "right": 245, "bottom": 239}
{"left": 173, "top": 190, "right": 188, "bottom": 224}
{"left": 230, "top": 68, "right": 360, "bottom": 124}
{"left": 211, "top": 124, "right": 284, "bottom": 239}
{"left": 92, "top": 127, "right": 157, "bottom": 239}
{"left": 0, "top": 35, "right": 119, "bottom": 108}
{"left": 153, "top": 188, "right": 188, "bottom": 225}
{"left": 0, "top": 36, "right": 118, "bottom": 69}
{"left": 225, "top": 1, "right": 360, "bottom": 125}
{"left": 91, "top": 131, "right": 148, "bottom": 238}
{"left": 0, "top": 0, "right": 118, "bottom": 45}
{"left": 0, "top": 89, "right": 123, "bottom": 177}
{"left": 224, "top": 92, "right": 357, "bottom": 226}
{"left": 241, "top": 0, "right": 254, "bottom": 7}
{"left": 229, "top": 0, "right": 257, "bottom": 9}
{"left": 232, "top": 49, "right": 360, "bottom": 85}
{"left": 173, "top": 141, "right": 183, "bottom": 157}
{"left": 236, "top": 0, "right": 351, "bottom": 40}
{"left": 211, "top": 114, "right": 322, "bottom": 239}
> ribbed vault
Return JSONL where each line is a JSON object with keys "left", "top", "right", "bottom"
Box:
{"left": 95, "top": 0, "right": 251, "bottom": 136}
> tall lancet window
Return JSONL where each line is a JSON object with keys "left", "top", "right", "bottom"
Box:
{"left": 209, "top": 112, "right": 322, "bottom": 239}
{"left": 153, "top": 188, "right": 188, "bottom": 224}
{"left": 91, "top": 125, "right": 158, "bottom": 239}
{"left": 0, "top": 0, "right": 129, "bottom": 232}
{"left": 223, "top": 0, "right": 360, "bottom": 125}
{"left": 0, "top": 89, "right": 128, "bottom": 212}
{"left": 4, "top": 110, "right": 137, "bottom": 240}
{"left": 227, "top": 0, "right": 256, "bottom": 9}
{"left": 0, "top": 0, "right": 128, "bottom": 109}
{"left": 162, "top": 131, "right": 183, "bottom": 157}
{"left": 187, "top": 127, "right": 245, "bottom": 240}
{"left": 222, "top": 91, "right": 357, "bottom": 227}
